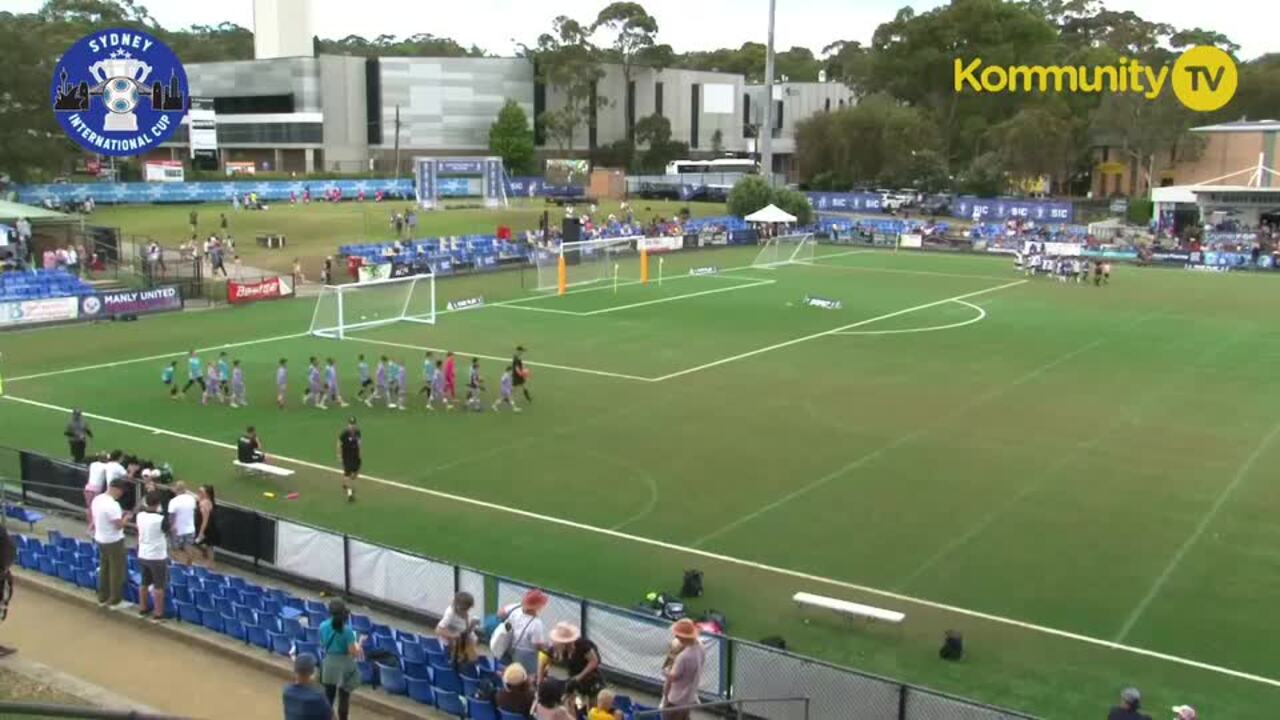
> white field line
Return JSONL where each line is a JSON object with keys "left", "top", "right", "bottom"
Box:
{"left": 500, "top": 262, "right": 762, "bottom": 308}
{"left": 830, "top": 299, "right": 986, "bottom": 336}
{"left": 650, "top": 280, "right": 1027, "bottom": 382}
{"left": 341, "top": 336, "right": 657, "bottom": 383}
{"left": 1115, "top": 416, "right": 1280, "bottom": 642}
{"left": 5, "top": 332, "right": 311, "bottom": 384}
{"left": 798, "top": 256, "right": 1013, "bottom": 282}
{"left": 500, "top": 278, "right": 776, "bottom": 317}
{"left": 4, "top": 392, "right": 1279, "bottom": 690}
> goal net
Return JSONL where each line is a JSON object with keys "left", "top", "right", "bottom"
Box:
{"left": 309, "top": 275, "right": 436, "bottom": 339}
{"left": 534, "top": 236, "right": 643, "bottom": 292}
{"left": 752, "top": 233, "right": 816, "bottom": 268}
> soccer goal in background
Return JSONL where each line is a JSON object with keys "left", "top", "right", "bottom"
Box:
{"left": 534, "top": 236, "right": 645, "bottom": 292}
{"left": 751, "top": 233, "right": 816, "bottom": 268}
{"left": 309, "top": 275, "right": 436, "bottom": 339}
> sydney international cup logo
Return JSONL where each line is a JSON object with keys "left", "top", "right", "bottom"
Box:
{"left": 52, "top": 28, "right": 188, "bottom": 157}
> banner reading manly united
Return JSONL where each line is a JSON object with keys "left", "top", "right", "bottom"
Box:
{"left": 51, "top": 28, "right": 189, "bottom": 157}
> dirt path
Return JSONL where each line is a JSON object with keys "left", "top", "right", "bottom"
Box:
{"left": 0, "top": 585, "right": 395, "bottom": 720}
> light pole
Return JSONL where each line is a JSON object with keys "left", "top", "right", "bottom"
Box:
{"left": 761, "top": 0, "right": 776, "bottom": 185}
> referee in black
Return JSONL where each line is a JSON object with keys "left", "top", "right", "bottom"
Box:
{"left": 512, "top": 346, "right": 532, "bottom": 403}
{"left": 337, "top": 417, "right": 361, "bottom": 503}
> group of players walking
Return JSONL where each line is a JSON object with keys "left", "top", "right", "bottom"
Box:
{"left": 1015, "top": 251, "right": 1112, "bottom": 285}
{"left": 167, "top": 346, "right": 532, "bottom": 413}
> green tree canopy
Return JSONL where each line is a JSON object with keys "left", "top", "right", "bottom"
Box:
{"left": 489, "top": 100, "right": 535, "bottom": 176}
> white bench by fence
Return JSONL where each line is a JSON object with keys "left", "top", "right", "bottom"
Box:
{"left": 793, "top": 592, "right": 905, "bottom": 625}
{"left": 233, "top": 460, "right": 295, "bottom": 477}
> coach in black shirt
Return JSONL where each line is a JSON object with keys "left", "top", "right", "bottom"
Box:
{"left": 237, "top": 426, "right": 265, "bottom": 464}
{"left": 337, "top": 418, "right": 361, "bottom": 503}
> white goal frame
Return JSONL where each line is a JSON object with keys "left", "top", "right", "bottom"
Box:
{"left": 308, "top": 274, "right": 437, "bottom": 340}
{"left": 752, "top": 233, "right": 816, "bottom": 268}
{"left": 534, "top": 235, "right": 646, "bottom": 292}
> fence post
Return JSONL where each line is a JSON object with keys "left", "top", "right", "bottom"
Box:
{"left": 342, "top": 533, "right": 352, "bottom": 595}
{"left": 898, "top": 683, "right": 908, "bottom": 720}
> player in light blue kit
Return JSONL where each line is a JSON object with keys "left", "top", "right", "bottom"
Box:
{"left": 428, "top": 359, "right": 451, "bottom": 411}
{"left": 418, "top": 350, "right": 436, "bottom": 407}
{"left": 395, "top": 358, "right": 409, "bottom": 411}
{"left": 465, "top": 358, "right": 485, "bottom": 411}
{"left": 355, "top": 354, "right": 373, "bottom": 403}
{"left": 368, "top": 356, "right": 390, "bottom": 408}
{"left": 275, "top": 359, "right": 288, "bottom": 409}
{"left": 229, "top": 359, "right": 247, "bottom": 407}
{"left": 162, "top": 361, "right": 178, "bottom": 399}
{"left": 217, "top": 352, "right": 232, "bottom": 401}
{"left": 203, "top": 361, "right": 223, "bottom": 406}
{"left": 304, "top": 356, "right": 326, "bottom": 409}
{"left": 492, "top": 366, "right": 520, "bottom": 412}
{"left": 324, "top": 358, "right": 349, "bottom": 408}
{"left": 180, "top": 350, "right": 205, "bottom": 398}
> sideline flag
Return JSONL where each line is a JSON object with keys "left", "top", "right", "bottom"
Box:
{"left": 640, "top": 247, "right": 649, "bottom": 284}
{"left": 557, "top": 253, "right": 567, "bottom": 296}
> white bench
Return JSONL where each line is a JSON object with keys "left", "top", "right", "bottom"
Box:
{"left": 793, "top": 592, "right": 905, "bottom": 625}
{"left": 233, "top": 460, "right": 295, "bottom": 477}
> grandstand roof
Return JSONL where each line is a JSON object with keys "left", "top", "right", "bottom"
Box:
{"left": 0, "top": 200, "right": 74, "bottom": 221}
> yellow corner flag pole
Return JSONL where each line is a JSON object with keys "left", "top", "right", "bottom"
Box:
{"left": 557, "top": 252, "right": 567, "bottom": 296}
{"left": 640, "top": 247, "right": 649, "bottom": 284}
{"left": 658, "top": 256, "right": 664, "bottom": 287}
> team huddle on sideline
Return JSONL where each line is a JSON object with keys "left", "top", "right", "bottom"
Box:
{"left": 168, "top": 346, "right": 533, "bottom": 413}
{"left": 1014, "top": 250, "right": 1111, "bottom": 286}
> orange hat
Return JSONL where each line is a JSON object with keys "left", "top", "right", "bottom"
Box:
{"left": 671, "top": 618, "right": 700, "bottom": 641}
{"left": 522, "top": 589, "right": 549, "bottom": 611}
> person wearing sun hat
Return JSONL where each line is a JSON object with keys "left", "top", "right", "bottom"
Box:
{"left": 660, "top": 618, "right": 705, "bottom": 719}
{"left": 497, "top": 662, "right": 536, "bottom": 718}
{"left": 1107, "top": 688, "right": 1151, "bottom": 720}
{"left": 538, "top": 621, "right": 605, "bottom": 704}
{"left": 1171, "top": 706, "right": 1196, "bottom": 720}
{"left": 500, "top": 588, "right": 550, "bottom": 677}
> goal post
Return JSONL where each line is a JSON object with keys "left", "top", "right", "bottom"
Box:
{"left": 309, "top": 274, "right": 436, "bottom": 339}
{"left": 533, "top": 236, "right": 645, "bottom": 292}
{"left": 752, "top": 233, "right": 816, "bottom": 268}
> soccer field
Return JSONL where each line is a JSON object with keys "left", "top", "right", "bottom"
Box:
{"left": 4, "top": 245, "right": 1279, "bottom": 717}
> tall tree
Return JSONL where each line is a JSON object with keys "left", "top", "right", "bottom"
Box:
{"left": 488, "top": 100, "right": 535, "bottom": 175}
{"left": 534, "top": 16, "right": 604, "bottom": 155}
{"left": 592, "top": 2, "right": 661, "bottom": 144}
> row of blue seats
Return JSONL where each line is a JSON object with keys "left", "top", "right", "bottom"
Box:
{"left": 15, "top": 530, "right": 653, "bottom": 720}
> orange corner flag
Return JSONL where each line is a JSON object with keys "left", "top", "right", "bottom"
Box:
{"left": 640, "top": 247, "right": 649, "bottom": 284}
{"left": 557, "top": 253, "right": 567, "bottom": 296}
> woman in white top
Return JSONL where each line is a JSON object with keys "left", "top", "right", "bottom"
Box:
{"left": 501, "top": 589, "right": 549, "bottom": 677}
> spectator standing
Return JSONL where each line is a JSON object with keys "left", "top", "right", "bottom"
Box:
{"left": 167, "top": 482, "right": 198, "bottom": 565}
{"left": 92, "top": 480, "right": 131, "bottom": 608}
{"left": 194, "top": 484, "right": 220, "bottom": 566}
{"left": 283, "top": 653, "right": 332, "bottom": 720}
{"left": 435, "top": 591, "right": 479, "bottom": 665}
{"left": 134, "top": 490, "right": 169, "bottom": 619}
{"left": 318, "top": 599, "right": 363, "bottom": 720}
{"left": 533, "top": 679, "right": 575, "bottom": 720}
{"left": 502, "top": 589, "right": 549, "bottom": 677}
{"left": 539, "top": 622, "right": 605, "bottom": 703}
{"left": 1106, "top": 688, "right": 1151, "bottom": 720}
{"left": 661, "top": 619, "right": 705, "bottom": 720}
{"left": 65, "top": 244, "right": 79, "bottom": 276}
{"left": 0, "top": 526, "right": 14, "bottom": 657}
{"left": 84, "top": 452, "right": 108, "bottom": 531}
{"left": 188, "top": 209, "right": 198, "bottom": 235}
{"left": 15, "top": 217, "right": 31, "bottom": 250}
{"left": 496, "top": 663, "right": 535, "bottom": 718}
{"left": 219, "top": 213, "right": 228, "bottom": 238}
{"left": 64, "top": 409, "right": 93, "bottom": 464}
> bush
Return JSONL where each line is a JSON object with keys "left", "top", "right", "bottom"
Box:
{"left": 727, "top": 176, "right": 814, "bottom": 226}
{"left": 773, "top": 187, "right": 814, "bottom": 226}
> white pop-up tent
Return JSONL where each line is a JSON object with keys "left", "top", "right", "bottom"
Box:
{"left": 744, "top": 203, "right": 797, "bottom": 224}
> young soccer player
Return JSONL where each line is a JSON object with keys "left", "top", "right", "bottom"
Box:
{"left": 512, "top": 345, "right": 532, "bottom": 403}
{"left": 181, "top": 350, "right": 206, "bottom": 398}
{"left": 492, "top": 366, "right": 521, "bottom": 412}
{"left": 202, "top": 361, "right": 222, "bottom": 406}
{"left": 324, "top": 358, "right": 349, "bottom": 408}
{"left": 355, "top": 354, "right": 373, "bottom": 403}
{"left": 275, "top": 359, "right": 288, "bottom": 409}
{"left": 395, "top": 359, "right": 409, "bottom": 411}
{"left": 428, "top": 359, "right": 451, "bottom": 411}
{"left": 465, "top": 358, "right": 484, "bottom": 411}
{"left": 443, "top": 351, "right": 457, "bottom": 401}
{"left": 217, "top": 352, "right": 232, "bottom": 400}
{"left": 162, "top": 361, "right": 178, "bottom": 399}
{"left": 229, "top": 360, "right": 247, "bottom": 408}
{"left": 370, "top": 356, "right": 390, "bottom": 408}
{"left": 418, "top": 351, "right": 436, "bottom": 406}
{"left": 386, "top": 357, "right": 402, "bottom": 409}
{"left": 304, "top": 357, "right": 325, "bottom": 409}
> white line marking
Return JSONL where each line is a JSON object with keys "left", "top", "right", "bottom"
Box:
{"left": 799, "top": 256, "right": 1013, "bottom": 282}
{"left": 830, "top": 299, "right": 986, "bottom": 336}
{"left": 578, "top": 279, "right": 775, "bottom": 316}
{"left": 4, "top": 391, "right": 1279, "bottom": 689}
{"left": 691, "top": 323, "right": 1135, "bottom": 548}
{"left": 341, "top": 336, "right": 657, "bottom": 383}
{"left": 1115, "top": 416, "right": 1280, "bottom": 642}
{"left": 650, "top": 280, "right": 1027, "bottom": 382}
{"left": 492, "top": 304, "right": 587, "bottom": 316}
{"left": 810, "top": 248, "right": 872, "bottom": 261}
{"left": 5, "top": 332, "right": 310, "bottom": 384}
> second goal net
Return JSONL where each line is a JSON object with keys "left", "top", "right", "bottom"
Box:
{"left": 309, "top": 274, "right": 436, "bottom": 339}
{"left": 534, "top": 236, "right": 644, "bottom": 292}
{"left": 752, "top": 233, "right": 816, "bottom": 268}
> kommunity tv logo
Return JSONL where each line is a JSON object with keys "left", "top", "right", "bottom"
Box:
{"left": 953, "top": 45, "right": 1237, "bottom": 112}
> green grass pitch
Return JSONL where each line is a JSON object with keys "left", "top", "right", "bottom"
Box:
{"left": 4, "top": 243, "right": 1280, "bottom": 717}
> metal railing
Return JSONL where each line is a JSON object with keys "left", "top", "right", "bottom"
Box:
{"left": 634, "top": 697, "right": 811, "bottom": 719}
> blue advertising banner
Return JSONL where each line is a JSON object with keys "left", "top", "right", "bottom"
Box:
{"left": 79, "top": 285, "right": 182, "bottom": 318}
{"left": 951, "top": 196, "right": 1073, "bottom": 223}
{"left": 436, "top": 160, "right": 485, "bottom": 174}
{"left": 805, "top": 192, "right": 885, "bottom": 213}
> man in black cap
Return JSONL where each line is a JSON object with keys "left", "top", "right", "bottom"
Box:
{"left": 282, "top": 653, "right": 331, "bottom": 719}
{"left": 1107, "top": 687, "right": 1151, "bottom": 720}
{"left": 336, "top": 417, "right": 361, "bottom": 503}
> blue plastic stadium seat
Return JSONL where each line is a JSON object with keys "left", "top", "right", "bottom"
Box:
{"left": 401, "top": 640, "right": 427, "bottom": 665}
{"left": 351, "top": 614, "right": 373, "bottom": 634}
{"left": 236, "top": 606, "right": 257, "bottom": 625}
{"left": 469, "top": 699, "right": 498, "bottom": 720}
{"left": 403, "top": 661, "right": 429, "bottom": 681}
{"left": 372, "top": 632, "right": 398, "bottom": 655}
{"left": 294, "top": 640, "right": 319, "bottom": 659}
{"left": 268, "top": 631, "right": 292, "bottom": 656}
{"left": 405, "top": 676, "right": 434, "bottom": 705}
{"left": 223, "top": 617, "right": 246, "bottom": 642}
{"left": 246, "top": 622, "right": 270, "bottom": 650}
{"left": 498, "top": 710, "right": 526, "bottom": 720}
{"left": 176, "top": 600, "right": 201, "bottom": 625}
{"left": 433, "top": 688, "right": 466, "bottom": 718}
{"left": 357, "top": 660, "right": 377, "bottom": 686}
{"left": 201, "top": 609, "right": 225, "bottom": 633}
{"left": 377, "top": 662, "right": 407, "bottom": 696}
{"left": 430, "top": 663, "right": 461, "bottom": 694}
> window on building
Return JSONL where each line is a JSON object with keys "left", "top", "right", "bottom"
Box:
{"left": 655, "top": 81, "right": 664, "bottom": 117}
{"left": 743, "top": 93, "right": 750, "bottom": 126}
{"left": 213, "top": 95, "right": 294, "bottom": 114}
{"left": 824, "top": 97, "right": 830, "bottom": 112}
{"left": 533, "top": 79, "right": 546, "bottom": 145}
{"left": 626, "top": 80, "right": 636, "bottom": 140}
{"left": 690, "top": 84, "right": 700, "bottom": 148}
{"left": 775, "top": 100, "right": 784, "bottom": 130}
{"left": 589, "top": 82, "right": 599, "bottom": 150}
{"left": 365, "top": 59, "right": 382, "bottom": 145}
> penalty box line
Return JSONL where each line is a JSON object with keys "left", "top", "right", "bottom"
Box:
{"left": 498, "top": 278, "right": 777, "bottom": 317}
{"left": 3, "top": 391, "right": 1279, "bottom": 691}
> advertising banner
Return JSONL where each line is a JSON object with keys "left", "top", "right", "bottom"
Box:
{"left": 227, "top": 276, "right": 294, "bottom": 304}
{"left": 899, "top": 233, "right": 923, "bottom": 249}
{"left": 637, "top": 236, "right": 683, "bottom": 252}
{"left": 803, "top": 295, "right": 843, "bottom": 310}
{"left": 79, "top": 286, "right": 182, "bottom": 318}
{"left": 0, "top": 297, "right": 79, "bottom": 327}
{"left": 446, "top": 296, "right": 484, "bottom": 311}
{"left": 390, "top": 262, "right": 414, "bottom": 279}
{"left": 357, "top": 263, "right": 392, "bottom": 283}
